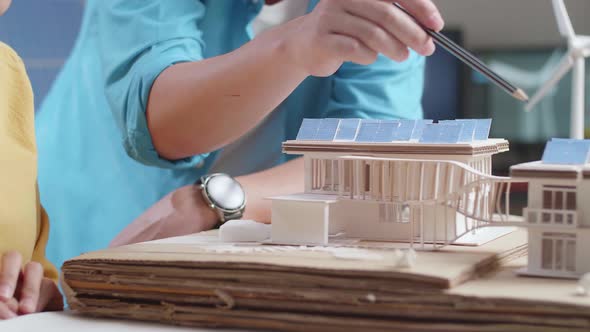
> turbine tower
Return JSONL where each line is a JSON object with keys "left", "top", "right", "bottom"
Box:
{"left": 525, "top": 0, "right": 590, "bottom": 139}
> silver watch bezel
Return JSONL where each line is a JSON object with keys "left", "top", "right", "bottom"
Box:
{"left": 198, "top": 173, "right": 246, "bottom": 223}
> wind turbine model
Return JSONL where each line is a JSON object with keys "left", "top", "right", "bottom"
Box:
{"left": 525, "top": 0, "right": 590, "bottom": 139}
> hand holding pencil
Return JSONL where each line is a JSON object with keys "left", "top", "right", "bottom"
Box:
{"left": 276, "top": 0, "right": 445, "bottom": 77}
{"left": 278, "top": 0, "right": 526, "bottom": 101}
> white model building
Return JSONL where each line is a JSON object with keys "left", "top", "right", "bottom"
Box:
{"left": 510, "top": 138, "right": 590, "bottom": 279}
{"left": 269, "top": 118, "right": 519, "bottom": 248}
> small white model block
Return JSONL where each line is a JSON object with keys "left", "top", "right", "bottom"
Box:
{"left": 576, "top": 273, "right": 590, "bottom": 296}
{"left": 219, "top": 220, "right": 271, "bottom": 243}
{"left": 271, "top": 196, "right": 339, "bottom": 245}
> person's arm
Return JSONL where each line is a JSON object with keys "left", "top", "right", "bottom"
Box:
{"left": 148, "top": 0, "right": 443, "bottom": 160}
{"left": 110, "top": 157, "right": 304, "bottom": 247}
{"left": 100, "top": 0, "right": 443, "bottom": 164}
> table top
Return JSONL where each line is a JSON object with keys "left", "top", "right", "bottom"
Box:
{"left": 1, "top": 311, "right": 249, "bottom": 332}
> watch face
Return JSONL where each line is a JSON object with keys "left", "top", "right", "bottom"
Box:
{"left": 206, "top": 174, "right": 245, "bottom": 211}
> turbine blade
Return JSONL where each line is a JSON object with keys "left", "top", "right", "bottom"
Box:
{"left": 525, "top": 54, "right": 574, "bottom": 112}
{"left": 488, "top": 61, "right": 539, "bottom": 86}
{"left": 552, "top": 0, "right": 576, "bottom": 39}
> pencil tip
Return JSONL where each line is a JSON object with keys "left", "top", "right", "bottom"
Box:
{"left": 513, "top": 89, "right": 529, "bottom": 102}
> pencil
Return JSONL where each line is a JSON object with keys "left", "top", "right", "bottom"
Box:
{"left": 393, "top": 3, "right": 529, "bottom": 102}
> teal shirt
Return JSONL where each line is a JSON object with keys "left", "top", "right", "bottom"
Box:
{"left": 36, "top": 0, "right": 425, "bottom": 268}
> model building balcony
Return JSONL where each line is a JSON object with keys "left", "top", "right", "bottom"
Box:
{"left": 524, "top": 208, "right": 578, "bottom": 228}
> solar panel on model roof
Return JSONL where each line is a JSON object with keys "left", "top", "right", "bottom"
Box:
{"left": 373, "top": 120, "right": 401, "bottom": 142}
{"left": 439, "top": 119, "right": 493, "bottom": 142}
{"left": 410, "top": 119, "right": 434, "bottom": 140}
{"left": 295, "top": 118, "right": 321, "bottom": 141}
{"left": 440, "top": 120, "right": 474, "bottom": 143}
{"left": 295, "top": 118, "right": 340, "bottom": 141}
{"left": 391, "top": 120, "right": 416, "bottom": 141}
{"left": 541, "top": 139, "right": 590, "bottom": 165}
{"left": 419, "top": 123, "right": 464, "bottom": 144}
{"left": 334, "top": 119, "right": 361, "bottom": 141}
{"left": 315, "top": 118, "right": 340, "bottom": 141}
{"left": 295, "top": 118, "right": 490, "bottom": 144}
{"left": 473, "top": 119, "right": 493, "bottom": 141}
{"left": 354, "top": 120, "right": 381, "bottom": 142}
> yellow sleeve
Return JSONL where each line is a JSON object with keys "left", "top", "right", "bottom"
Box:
{"left": 0, "top": 42, "right": 57, "bottom": 280}
{"left": 32, "top": 192, "right": 59, "bottom": 282}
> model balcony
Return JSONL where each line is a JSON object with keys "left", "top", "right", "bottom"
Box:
{"left": 524, "top": 208, "right": 578, "bottom": 228}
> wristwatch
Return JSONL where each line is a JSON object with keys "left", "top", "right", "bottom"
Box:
{"left": 196, "top": 173, "right": 246, "bottom": 224}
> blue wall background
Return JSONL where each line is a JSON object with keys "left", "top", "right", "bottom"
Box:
{"left": 0, "top": 0, "right": 84, "bottom": 109}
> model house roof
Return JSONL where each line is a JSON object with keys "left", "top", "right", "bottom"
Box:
{"left": 541, "top": 138, "right": 590, "bottom": 165}
{"left": 295, "top": 118, "right": 492, "bottom": 144}
{"left": 286, "top": 118, "right": 506, "bottom": 156}
{"left": 510, "top": 139, "right": 590, "bottom": 179}
{"left": 283, "top": 139, "right": 509, "bottom": 156}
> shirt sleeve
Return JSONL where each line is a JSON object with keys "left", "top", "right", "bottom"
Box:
{"left": 324, "top": 51, "right": 426, "bottom": 120}
{"left": 32, "top": 201, "right": 58, "bottom": 282}
{"left": 96, "top": 0, "right": 208, "bottom": 169}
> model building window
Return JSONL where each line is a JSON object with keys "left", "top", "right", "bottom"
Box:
{"left": 542, "top": 186, "right": 576, "bottom": 210}
{"left": 321, "top": 159, "right": 339, "bottom": 192}
{"left": 342, "top": 160, "right": 352, "bottom": 194}
{"left": 310, "top": 159, "right": 318, "bottom": 190}
{"left": 364, "top": 162, "right": 371, "bottom": 193}
{"left": 310, "top": 159, "right": 340, "bottom": 193}
{"left": 541, "top": 232, "right": 576, "bottom": 272}
{"left": 369, "top": 161, "right": 385, "bottom": 199}
{"left": 541, "top": 186, "right": 577, "bottom": 224}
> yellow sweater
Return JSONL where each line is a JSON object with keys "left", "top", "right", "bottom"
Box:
{"left": 0, "top": 42, "right": 57, "bottom": 281}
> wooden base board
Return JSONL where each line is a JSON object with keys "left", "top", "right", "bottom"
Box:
{"left": 60, "top": 230, "right": 590, "bottom": 331}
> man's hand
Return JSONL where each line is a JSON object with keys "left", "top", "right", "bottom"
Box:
{"left": 110, "top": 185, "right": 219, "bottom": 247}
{"left": 275, "top": 0, "right": 444, "bottom": 77}
{"left": 0, "top": 251, "right": 63, "bottom": 319}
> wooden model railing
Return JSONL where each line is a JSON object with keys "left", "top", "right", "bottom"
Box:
{"left": 335, "top": 156, "right": 525, "bottom": 249}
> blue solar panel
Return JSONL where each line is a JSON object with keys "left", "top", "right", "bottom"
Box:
{"left": 474, "top": 119, "right": 492, "bottom": 141}
{"left": 443, "top": 120, "right": 476, "bottom": 142}
{"left": 373, "top": 120, "right": 400, "bottom": 142}
{"left": 419, "top": 123, "right": 463, "bottom": 144}
{"left": 410, "top": 120, "right": 434, "bottom": 140}
{"left": 296, "top": 119, "right": 321, "bottom": 140}
{"left": 542, "top": 139, "right": 590, "bottom": 165}
{"left": 334, "top": 119, "right": 361, "bottom": 141}
{"left": 355, "top": 120, "right": 381, "bottom": 142}
{"left": 391, "top": 120, "right": 416, "bottom": 141}
{"left": 551, "top": 138, "right": 590, "bottom": 143}
{"left": 315, "top": 118, "right": 340, "bottom": 141}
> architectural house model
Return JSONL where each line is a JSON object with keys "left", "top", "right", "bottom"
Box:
{"left": 510, "top": 138, "right": 590, "bottom": 279}
{"left": 269, "top": 118, "right": 520, "bottom": 248}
